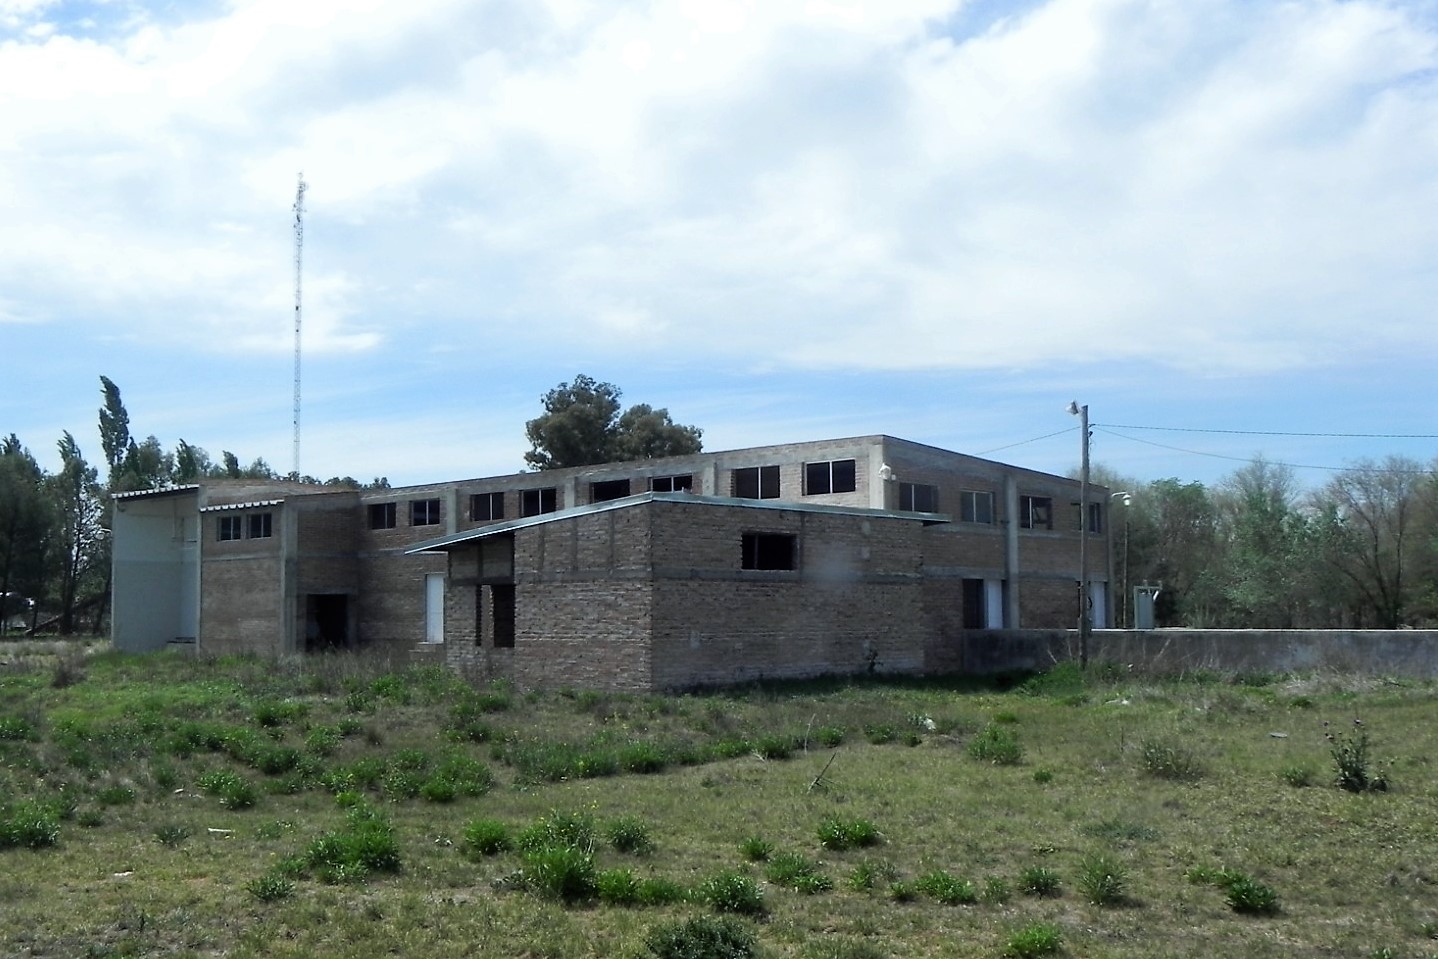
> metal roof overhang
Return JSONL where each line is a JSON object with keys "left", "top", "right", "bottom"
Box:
{"left": 198, "top": 500, "right": 285, "bottom": 512}
{"left": 111, "top": 484, "right": 201, "bottom": 501}
{"left": 406, "top": 491, "right": 950, "bottom": 555}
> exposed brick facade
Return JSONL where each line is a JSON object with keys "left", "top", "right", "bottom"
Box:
{"left": 111, "top": 435, "right": 1109, "bottom": 689}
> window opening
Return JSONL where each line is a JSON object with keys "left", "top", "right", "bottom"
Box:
{"left": 649, "top": 474, "right": 693, "bottom": 493}
{"left": 733, "top": 465, "right": 780, "bottom": 499}
{"left": 741, "top": 532, "right": 797, "bottom": 570}
{"left": 959, "top": 490, "right": 994, "bottom": 524}
{"left": 520, "top": 487, "right": 558, "bottom": 517}
{"left": 590, "top": 479, "right": 631, "bottom": 502}
{"left": 899, "top": 482, "right": 939, "bottom": 513}
{"left": 368, "top": 502, "right": 397, "bottom": 530}
{"left": 805, "top": 459, "right": 856, "bottom": 495}
{"left": 469, "top": 492, "right": 504, "bottom": 522}
{"left": 246, "top": 512, "right": 272, "bottom": 539}
{"left": 1020, "top": 495, "right": 1053, "bottom": 530}
{"left": 217, "top": 516, "right": 242, "bottom": 541}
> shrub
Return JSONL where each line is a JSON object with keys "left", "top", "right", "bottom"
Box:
{"left": 700, "top": 870, "right": 766, "bottom": 915}
{"left": 1279, "top": 764, "right": 1315, "bottom": 788}
{"left": 815, "top": 725, "right": 845, "bottom": 748}
{"left": 596, "top": 867, "right": 641, "bottom": 905}
{"left": 304, "top": 804, "right": 402, "bottom": 883}
{"left": 462, "top": 819, "right": 512, "bottom": 857}
{"left": 818, "top": 815, "right": 881, "bottom": 851}
{"left": 96, "top": 783, "right": 136, "bottom": 806}
{"left": 636, "top": 877, "right": 690, "bottom": 906}
{"left": 606, "top": 815, "right": 654, "bottom": 855}
{"left": 739, "top": 835, "right": 773, "bottom": 861}
{"left": 968, "top": 724, "right": 1023, "bottom": 765}
{"left": 1, "top": 801, "right": 61, "bottom": 849}
{"left": 765, "top": 852, "right": 833, "bottom": 893}
{"left": 914, "top": 869, "right": 977, "bottom": 905}
{"left": 1003, "top": 922, "right": 1063, "bottom": 958}
{"left": 887, "top": 880, "right": 918, "bottom": 902}
{"left": 645, "top": 915, "right": 757, "bottom": 959}
{"left": 154, "top": 824, "right": 190, "bottom": 846}
{"left": 619, "top": 741, "right": 668, "bottom": 774}
{"left": 847, "top": 859, "right": 898, "bottom": 892}
{"left": 863, "top": 723, "right": 897, "bottom": 745}
{"left": 1327, "top": 719, "right": 1388, "bottom": 792}
{"left": 983, "top": 877, "right": 1013, "bottom": 904}
{"left": 1032, "top": 768, "right": 1054, "bottom": 785}
{"left": 1225, "top": 874, "right": 1280, "bottom": 915}
{"left": 517, "top": 810, "right": 596, "bottom": 854}
{"left": 246, "top": 870, "right": 295, "bottom": 902}
{"left": 1077, "top": 854, "right": 1127, "bottom": 906}
{"left": 754, "top": 734, "right": 795, "bottom": 760}
{"left": 1139, "top": 737, "right": 1203, "bottom": 782}
{"left": 522, "top": 844, "right": 598, "bottom": 902}
{"left": 197, "top": 771, "right": 259, "bottom": 810}
{"left": 0, "top": 716, "right": 37, "bottom": 741}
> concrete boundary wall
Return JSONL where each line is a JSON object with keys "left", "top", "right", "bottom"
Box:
{"left": 943, "top": 629, "right": 1438, "bottom": 679}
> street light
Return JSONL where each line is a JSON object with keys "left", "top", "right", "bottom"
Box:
{"left": 1067, "top": 401, "right": 1090, "bottom": 667}
{"left": 1111, "top": 491, "right": 1132, "bottom": 628}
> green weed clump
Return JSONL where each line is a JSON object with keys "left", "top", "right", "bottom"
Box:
{"left": 606, "top": 815, "right": 654, "bottom": 855}
{"left": 1003, "top": 922, "right": 1064, "bottom": 958}
{"left": 1077, "top": 854, "right": 1127, "bottom": 906}
{"left": 197, "top": 770, "right": 259, "bottom": 810}
{"left": 246, "top": 870, "right": 295, "bottom": 902}
{"left": 814, "top": 725, "right": 845, "bottom": 748}
{"left": 302, "top": 804, "right": 402, "bottom": 883}
{"left": 739, "top": 835, "right": 773, "bottom": 861}
{"left": 645, "top": 915, "right": 757, "bottom": 959}
{"left": 461, "top": 818, "right": 511, "bottom": 857}
{"left": 968, "top": 724, "right": 1023, "bottom": 765}
{"left": 915, "top": 869, "right": 977, "bottom": 905}
{"left": 521, "top": 844, "right": 598, "bottom": 902}
{"left": 1139, "top": 737, "right": 1204, "bottom": 782}
{"left": 1327, "top": 719, "right": 1389, "bottom": 792}
{"left": 699, "top": 870, "right": 766, "bottom": 915}
{"left": 765, "top": 852, "right": 833, "bottom": 893}
{"left": 1187, "top": 865, "right": 1279, "bottom": 914}
{"left": 0, "top": 800, "right": 61, "bottom": 849}
{"left": 517, "top": 810, "right": 596, "bottom": 854}
{"left": 847, "top": 859, "right": 898, "bottom": 892}
{"left": 818, "top": 815, "right": 882, "bottom": 850}
{"left": 153, "top": 824, "right": 190, "bottom": 846}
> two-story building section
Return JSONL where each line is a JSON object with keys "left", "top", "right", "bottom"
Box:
{"left": 110, "top": 435, "right": 1111, "bottom": 690}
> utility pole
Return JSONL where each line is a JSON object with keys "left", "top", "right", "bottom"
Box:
{"left": 292, "top": 174, "right": 307, "bottom": 479}
{"left": 1068, "top": 401, "right": 1091, "bottom": 667}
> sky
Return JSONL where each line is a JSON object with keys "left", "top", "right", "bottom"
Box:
{"left": 2, "top": 0, "right": 1436, "bottom": 491}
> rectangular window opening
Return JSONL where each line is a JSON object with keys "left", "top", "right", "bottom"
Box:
{"left": 246, "top": 512, "right": 272, "bottom": 539}
{"left": 959, "top": 490, "right": 994, "bottom": 524}
{"left": 733, "top": 465, "right": 780, "bottom": 499}
{"left": 649, "top": 474, "right": 694, "bottom": 493}
{"left": 411, "top": 499, "right": 441, "bottom": 526}
{"left": 805, "top": 459, "right": 857, "bottom": 495}
{"left": 217, "top": 516, "right": 242, "bottom": 541}
{"left": 741, "top": 532, "right": 797, "bottom": 570}
{"left": 1020, "top": 495, "right": 1053, "bottom": 530}
{"left": 469, "top": 492, "right": 504, "bottom": 523}
{"left": 899, "top": 482, "right": 940, "bottom": 513}
{"left": 590, "top": 478, "right": 632, "bottom": 502}
{"left": 520, "top": 487, "right": 558, "bottom": 517}
{"left": 492, "top": 584, "right": 516, "bottom": 648}
{"left": 368, "top": 502, "right": 397, "bottom": 530}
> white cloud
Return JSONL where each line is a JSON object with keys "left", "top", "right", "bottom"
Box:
{"left": 0, "top": 0, "right": 1435, "bottom": 384}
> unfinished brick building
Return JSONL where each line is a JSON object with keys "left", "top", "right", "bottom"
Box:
{"left": 110, "top": 435, "right": 1110, "bottom": 690}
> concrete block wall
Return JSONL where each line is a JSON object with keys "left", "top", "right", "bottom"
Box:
{"left": 647, "top": 502, "right": 927, "bottom": 689}
{"left": 200, "top": 509, "right": 284, "bottom": 656}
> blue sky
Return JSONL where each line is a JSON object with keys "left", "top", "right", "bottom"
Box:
{"left": 3, "top": 0, "right": 1436, "bottom": 490}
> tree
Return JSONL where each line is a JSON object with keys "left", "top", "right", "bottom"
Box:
{"left": 1213, "top": 457, "right": 1309, "bottom": 627}
{"left": 51, "top": 432, "right": 108, "bottom": 634}
{"left": 98, "top": 375, "right": 131, "bottom": 488}
{"left": 524, "top": 375, "right": 703, "bottom": 470}
{"left": 1311, "top": 457, "right": 1431, "bottom": 628}
{"left": 0, "top": 435, "right": 54, "bottom": 635}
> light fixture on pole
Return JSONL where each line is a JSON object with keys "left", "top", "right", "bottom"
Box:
{"left": 1067, "top": 401, "right": 1090, "bottom": 667}
{"left": 1111, "top": 491, "right": 1132, "bottom": 628}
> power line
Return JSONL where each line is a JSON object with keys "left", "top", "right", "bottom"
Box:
{"left": 977, "top": 426, "right": 1077, "bottom": 456}
{"left": 1094, "top": 427, "right": 1437, "bottom": 475}
{"left": 1098, "top": 423, "right": 1438, "bottom": 440}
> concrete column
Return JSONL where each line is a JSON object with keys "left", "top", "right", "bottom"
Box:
{"left": 1004, "top": 474, "right": 1020, "bottom": 627}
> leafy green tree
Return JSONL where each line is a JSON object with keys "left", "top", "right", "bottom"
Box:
{"left": 524, "top": 375, "right": 702, "bottom": 470}
{"left": 98, "top": 375, "right": 131, "bottom": 487}
{"left": 51, "top": 432, "right": 108, "bottom": 634}
{"left": 1144, "top": 478, "right": 1221, "bottom": 626}
{"left": 1213, "top": 458, "right": 1309, "bottom": 627}
{"left": 0, "top": 435, "right": 55, "bottom": 635}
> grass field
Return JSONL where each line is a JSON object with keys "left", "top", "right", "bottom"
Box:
{"left": 2, "top": 640, "right": 1436, "bottom": 958}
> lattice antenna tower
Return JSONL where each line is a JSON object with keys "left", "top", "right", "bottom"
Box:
{"left": 292, "top": 174, "right": 307, "bottom": 479}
